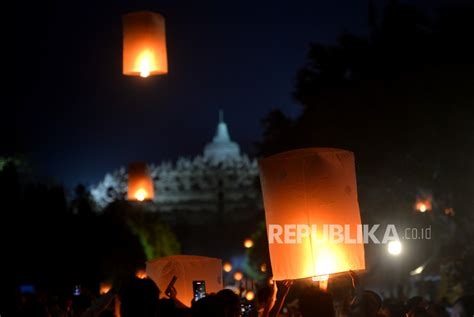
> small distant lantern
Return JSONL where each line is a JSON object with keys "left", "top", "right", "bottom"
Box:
{"left": 99, "top": 282, "right": 112, "bottom": 295}
{"left": 415, "top": 199, "right": 432, "bottom": 213}
{"left": 136, "top": 269, "right": 147, "bottom": 279}
{"left": 233, "top": 271, "right": 243, "bottom": 281}
{"left": 223, "top": 262, "right": 233, "bottom": 273}
{"left": 123, "top": 11, "right": 168, "bottom": 77}
{"left": 259, "top": 148, "right": 366, "bottom": 281}
{"left": 444, "top": 207, "right": 455, "bottom": 216}
{"left": 243, "top": 239, "right": 254, "bottom": 249}
{"left": 128, "top": 162, "right": 154, "bottom": 202}
{"left": 245, "top": 291, "right": 255, "bottom": 301}
{"left": 260, "top": 263, "right": 267, "bottom": 273}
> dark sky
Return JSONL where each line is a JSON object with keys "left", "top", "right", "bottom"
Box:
{"left": 9, "top": 0, "right": 464, "bottom": 188}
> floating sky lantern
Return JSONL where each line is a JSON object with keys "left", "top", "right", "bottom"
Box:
{"left": 123, "top": 11, "right": 168, "bottom": 77}
{"left": 415, "top": 199, "right": 432, "bottom": 213}
{"left": 233, "top": 271, "right": 243, "bottom": 281}
{"left": 128, "top": 162, "right": 154, "bottom": 202}
{"left": 136, "top": 269, "right": 147, "bottom": 279}
{"left": 223, "top": 262, "right": 233, "bottom": 273}
{"left": 99, "top": 282, "right": 112, "bottom": 295}
{"left": 245, "top": 291, "right": 255, "bottom": 301}
{"left": 260, "top": 263, "right": 267, "bottom": 273}
{"left": 243, "top": 239, "right": 254, "bottom": 249}
{"left": 259, "top": 148, "right": 366, "bottom": 281}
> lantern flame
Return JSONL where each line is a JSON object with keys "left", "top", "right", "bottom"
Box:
{"left": 136, "top": 50, "right": 155, "bottom": 78}
{"left": 415, "top": 199, "right": 432, "bottom": 213}
{"left": 134, "top": 188, "right": 148, "bottom": 201}
{"left": 233, "top": 271, "right": 243, "bottom": 281}
{"left": 312, "top": 275, "right": 329, "bottom": 282}
{"left": 136, "top": 269, "right": 147, "bottom": 279}
{"left": 100, "top": 282, "right": 112, "bottom": 295}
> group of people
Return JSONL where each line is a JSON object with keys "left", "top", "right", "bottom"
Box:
{"left": 14, "top": 272, "right": 474, "bottom": 317}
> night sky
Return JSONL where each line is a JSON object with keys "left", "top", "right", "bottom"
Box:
{"left": 9, "top": 0, "right": 465, "bottom": 188}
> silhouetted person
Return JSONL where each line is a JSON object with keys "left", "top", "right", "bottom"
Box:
{"left": 299, "top": 286, "right": 335, "bottom": 317}
{"left": 119, "top": 278, "right": 160, "bottom": 317}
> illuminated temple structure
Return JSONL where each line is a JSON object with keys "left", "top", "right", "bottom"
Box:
{"left": 90, "top": 111, "right": 262, "bottom": 224}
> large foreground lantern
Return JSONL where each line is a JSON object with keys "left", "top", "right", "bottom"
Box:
{"left": 259, "top": 148, "right": 365, "bottom": 281}
{"left": 146, "top": 255, "right": 223, "bottom": 307}
{"left": 128, "top": 162, "right": 154, "bottom": 201}
{"left": 122, "top": 11, "right": 168, "bottom": 77}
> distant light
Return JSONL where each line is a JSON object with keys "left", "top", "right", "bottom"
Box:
{"left": 260, "top": 263, "right": 267, "bottom": 273}
{"left": 444, "top": 207, "right": 455, "bottom": 216}
{"left": 136, "top": 269, "right": 147, "bottom": 279}
{"left": 233, "top": 271, "right": 243, "bottom": 281}
{"left": 100, "top": 282, "right": 112, "bottom": 295}
{"left": 223, "top": 262, "right": 232, "bottom": 273}
{"left": 245, "top": 291, "right": 255, "bottom": 301}
{"left": 388, "top": 241, "right": 402, "bottom": 256}
{"left": 134, "top": 188, "right": 147, "bottom": 201}
{"left": 415, "top": 199, "right": 432, "bottom": 213}
{"left": 410, "top": 265, "right": 424, "bottom": 276}
{"left": 243, "top": 239, "right": 254, "bottom": 248}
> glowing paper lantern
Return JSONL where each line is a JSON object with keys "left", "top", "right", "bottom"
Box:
{"left": 245, "top": 291, "right": 255, "bottom": 301}
{"left": 136, "top": 269, "right": 147, "bottom": 279}
{"left": 146, "top": 255, "right": 223, "bottom": 307}
{"left": 415, "top": 199, "right": 432, "bottom": 213}
{"left": 233, "top": 271, "right": 243, "bottom": 281}
{"left": 99, "top": 282, "right": 112, "bottom": 295}
{"left": 123, "top": 11, "right": 168, "bottom": 77}
{"left": 128, "top": 162, "right": 154, "bottom": 201}
{"left": 223, "top": 262, "right": 233, "bottom": 273}
{"left": 243, "top": 239, "right": 254, "bottom": 248}
{"left": 259, "top": 148, "right": 365, "bottom": 281}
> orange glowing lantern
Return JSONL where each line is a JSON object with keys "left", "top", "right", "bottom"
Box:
{"left": 136, "top": 269, "right": 147, "bottom": 279}
{"left": 243, "top": 239, "right": 254, "bottom": 248}
{"left": 415, "top": 199, "right": 432, "bottom": 213}
{"left": 100, "top": 282, "right": 112, "bottom": 295}
{"left": 260, "top": 263, "right": 267, "bottom": 273}
{"left": 128, "top": 162, "right": 154, "bottom": 201}
{"left": 223, "top": 262, "right": 233, "bottom": 273}
{"left": 259, "top": 148, "right": 366, "bottom": 281}
{"left": 233, "top": 271, "right": 243, "bottom": 281}
{"left": 146, "top": 255, "right": 223, "bottom": 307}
{"left": 245, "top": 291, "right": 255, "bottom": 301}
{"left": 123, "top": 11, "right": 168, "bottom": 77}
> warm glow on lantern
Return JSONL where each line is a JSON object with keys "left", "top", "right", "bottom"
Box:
{"left": 128, "top": 162, "right": 155, "bottom": 202}
{"left": 415, "top": 199, "right": 432, "bottom": 213}
{"left": 246, "top": 291, "right": 255, "bottom": 301}
{"left": 134, "top": 188, "right": 148, "bottom": 201}
{"left": 388, "top": 241, "right": 402, "bottom": 256}
{"left": 233, "top": 271, "right": 243, "bottom": 281}
{"left": 136, "top": 269, "right": 147, "bottom": 279}
{"left": 243, "top": 239, "right": 254, "bottom": 248}
{"left": 259, "top": 148, "right": 366, "bottom": 281}
{"left": 123, "top": 11, "right": 168, "bottom": 77}
{"left": 223, "top": 262, "right": 233, "bottom": 273}
{"left": 100, "top": 282, "right": 112, "bottom": 295}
